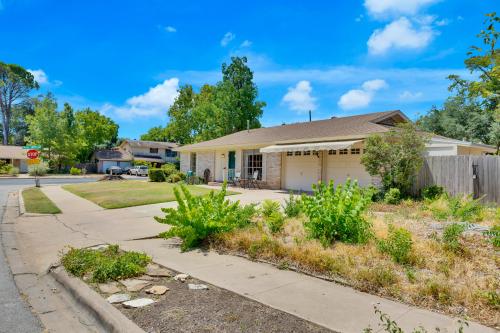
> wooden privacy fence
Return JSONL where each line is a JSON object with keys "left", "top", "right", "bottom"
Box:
{"left": 413, "top": 155, "right": 500, "bottom": 204}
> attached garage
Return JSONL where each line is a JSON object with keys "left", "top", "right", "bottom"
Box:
{"left": 324, "top": 148, "right": 373, "bottom": 186}
{"left": 282, "top": 151, "right": 319, "bottom": 191}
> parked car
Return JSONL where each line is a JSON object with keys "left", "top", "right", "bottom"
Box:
{"left": 105, "top": 166, "right": 123, "bottom": 175}
{"left": 121, "top": 166, "right": 132, "bottom": 174}
{"left": 130, "top": 165, "right": 148, "bottom": 176}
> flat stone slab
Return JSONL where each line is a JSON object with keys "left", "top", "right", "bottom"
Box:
{"left": 120, "top": 279, "right": 151, "bottom": 292}
{"left": 98, "top": 282, "right": 121, "bottom": 294}
{"left": 145, "top": 285, "right": 169, "bottom": 295}
{"left": 188, "top": 283, "right": 209, "bottom": 290}
{"left": 173, "top": 273, "right": 189, "bottom": 282}
{"left": 122, "top": 298, "right": 155, "bottom": 308}
{"left": 107, "top": 293, "right": 130, "bottom": 304}
{"left": 146, "top": 263, "right": 173, "bottom": 277}
{"left": 88, "top": 244, "right": 109, "bottom": 251}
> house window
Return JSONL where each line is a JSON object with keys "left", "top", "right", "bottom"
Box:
{"left": 150, "top": 148, "right": 158, "bottom": 154}
{"left": 303, "top": 150, "right": 311, "bottom": 156}
{"left": 339, "top": 149, "right": 348, "bottom": 155}
{"left": 313, "top": 150, "right": 319, "bottom": 156}
{"left": 286, "top": 151, "right": 293, "bottom": 156}
{"left": 328, "top": 150, "right": 336, "bottom": 155}
{"left": 351, "top": 148, "right": 360, "bottom": 155}
{"left": 246, "top": 154, "right": 262, "bottom": 180}
{"left": 165, "top": 149, "right": 177, "bottom": 158}
{"left": 294, "top": 151, "right": 302, "bottom": 156}
{"left": 190, "top": 153, "right": 197, "bottom": 173}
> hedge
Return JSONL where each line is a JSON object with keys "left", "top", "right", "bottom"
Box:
{"left": 149, "top": 168, "right": 166, "bottom": 182}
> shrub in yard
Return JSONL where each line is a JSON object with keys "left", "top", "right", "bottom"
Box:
{"left": 161, "top": 163, "right": 178, "bottom": 177}
{"left": 442, "top": 223, "right": 466, "bottom": 253}
{"left": 448, "top": 195, "right": 484, "bottom": 222}
{"left": 61, "top": 244, "right": 151, "bottom": 283}
{"left": 420, "top": 279, "right": 453, "bottom": 305}
{"left": 356, "top": 265, "right": 397, "bottom": 290}
{"left": 377, "top": 225, "right": 413, "bottom": 265}
{"left": 283, "top": 191, "right": 302, "bottom": 217}
{"left": 266, "top": 211, "right": 285, "bottom": 233}
{"left": 383, "top": 188, "right": 401, "bottom": 205}
{"left": 422, "top": 185, "right": 445, "bottom": 201}
{"left": 70, "top": 167, "right": 81, "bottom": 175}
{"left": 301, "top": 179, "right": 373, "bottom": 245}
{"left": 167, "top": 172, "right": 183, "bottom": 183}
{"left": 148, "top": 168, "right": 166, "bottom": 182}
{"left": 28, "top": 162, "right": 48, "bottom": 176}
{"left": 155, "top": 182, "right": 256, "bottom": 251}
{"left": 9, "top": 166, "right": 19, "bottom": 176}
{"left": 486, "top": 224, "right": 500, "bottom": 248}
{"left": 261, "top": 199, "right": 280, "bottom": 218}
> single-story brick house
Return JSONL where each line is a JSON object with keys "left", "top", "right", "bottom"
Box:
{"left": 175, "top": 110, "right": 496, "bottom": 191}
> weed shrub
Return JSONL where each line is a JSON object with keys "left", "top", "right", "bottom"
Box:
{"left": 167, "top": 172, "right": 183, "bottom": 183}
{"left": 427, "top": 194, "right": 484, "bottom": 222}
{"left": 422, "top": 185, "right": 445, "bottom": 200}
{"left": 261, "top": 199, "right": 280, "bottom": 218}
{"left": 28, "top": 162, "right": 48, "bottom": 176}
{"left": 442, "top": 223, "right": 466, "bottom": 253}
{"left": 356, "top": 265, "right": 397, "bottom": 290}
{"left": 384, "top": 188, "right": 401, "bottom": 204}
{"left": 155, "top": 183, "right": 256, "bottom": 250}
{"left": 377, "top": 225, "right": 413, "bottom": 264}
{"left": 148, "top": 168, "right": 166, "bottom": 182}
{"left": 266, "top": 211, "right": 285, "bottom": 233}
{"left": 283, "top": 192, "right": 301, "bottom": 217}
{"left": 301, "top": 180, "right": 372, "bottom": 245}
{"left": 161, "top": 163, "right": 178, "bottom": 177}
{"left": 61, "top": 245, "right": 151, "bottom": 283}
{"left": 486, "top": 224, "right": 500, "bottom": 248}
{"left": 70, "top": 167, "right": 81, "bottom": 175}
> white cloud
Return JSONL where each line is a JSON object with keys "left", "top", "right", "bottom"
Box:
{"left": 355, "top": 14, "right": 364, "bottom": 22}
{"left": 435, "top": 18, "right": 450, "bottom": 26}
{"left": 338, "top": 79, "right": 388, "bottom": 110}
{"left": 104, "top": 78, "right": 180, "bottom": 119}
{"left": 220, "top": 32, "right": 235, "bottom": 47}
{"left": 165, "top": 26, "right": 176, "bottom": 32}
{"left": 28, "top": 69, "right": 49, "bottom": 85}
{"left": 240, "top": 40, "right": 252, "bottom": 48}
{"left": 364, "top": 0, "right": 439, "bottom": 17}
{"left": 282, "top": 80, "right": 317, "bottom": 113}
{"left": 399, "top": 90, "right": 423, "bottom": 100}
{"left": 367, "top": 17, "right": 435, "bottom": 55}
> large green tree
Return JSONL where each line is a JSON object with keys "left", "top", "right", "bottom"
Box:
{"left": 75, "top": 108, "right": 118, "bottom": 161}
{"left": 0, "top": 62, "right": 39, "bottom": 145}
{"left": 140, "top": 126, "right": 172, "bottom": 142}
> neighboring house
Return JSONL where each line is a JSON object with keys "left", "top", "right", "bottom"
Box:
{"left": 93, "top": 149, "right": 133, "bottom": 173}
{"left": 176, "top": 110, "right": 496, "bottom": 191}
{"left": 0, "top": 145, "right": 29, "bottom": 173}
{"left": 119, "top": 140, "right": 179, "bottom": 165}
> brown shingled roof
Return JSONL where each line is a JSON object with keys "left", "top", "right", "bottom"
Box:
{"left": 0, "top": 145, "right": 28, "bottom": 159}
{"left": 177, "top": 110, "right": 408, "bottom": 151}
{"left": 123, "top": 140, "right": 179, "bottom": 149}
{"left": 94, "top": 149, "right": 133, "bottom": 161}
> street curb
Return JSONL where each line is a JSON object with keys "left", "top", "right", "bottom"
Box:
{"left": 50, "top": 266, "right": 145, "bottom": 333}
{"left": 18, "top": 189, "right": 26, "bottom": 215}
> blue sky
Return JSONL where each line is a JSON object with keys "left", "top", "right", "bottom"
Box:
{"left": 0, "top": 0, "right": 496, "bottom": 139}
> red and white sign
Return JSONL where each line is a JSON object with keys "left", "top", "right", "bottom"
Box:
{"left": 27, "top": 149, "right": 39, "bottom": 159}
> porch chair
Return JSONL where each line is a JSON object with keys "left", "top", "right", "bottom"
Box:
{"left": 249, "top": 170, "right": 261, "bottom": 189}
{"left": 233, "top": 171, "right": 241, "bottom": 187}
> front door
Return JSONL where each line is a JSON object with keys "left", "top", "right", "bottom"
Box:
{"left": 228, "top": 151, "right": 236, "bottom": 180}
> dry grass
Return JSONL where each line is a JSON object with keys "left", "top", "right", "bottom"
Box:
{"left": 212, "top": 204, "right": 500, "bottom": 329}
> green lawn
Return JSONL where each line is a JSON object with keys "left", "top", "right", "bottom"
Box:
{"left": 22, "top": 187, "right": 61, "bottom": 214}
{"left": 62, "top": 181, "right": 235, "bottom": 209}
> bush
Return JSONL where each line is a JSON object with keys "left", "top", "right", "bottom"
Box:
{"left": 266, "top": 211, "right": 285, "bottom": 234}
{"left": 422, "top": 185, "right": 445, "bottom": 200}
{"left": 442, "top": 223, "right": 466, "bottom": 253}
{"left": 148, "top": 168, "right": 166, "bottom": 182}
{"left": 155, "top": 182, "right": 256, "bottom": 251}
{"left": 384, "top": 188, "right": 401, "bottom": 205}
{"left": 133, "top": 160, "right": 152, "bottom": 167}
{"left": 283, "top": 192, "right": 301, "bottom": 217}
{"left": 261, "top": 199, "right": 280, "bottom": 218}
{"left": 70, "top": 167, "right": 82, "bottom": 175}
{"left": 61, "top": 244, "right": 151, "bottom": 283}
{"left": 427, "top": 194, "right": 484, "bottom": 223}
{"left": 28, "top": 162, "right": 48, "bottom": 176}
{"left": 301, "top": 179, "right": 373, "bottom": 245}
{"left": 486, "top": 224, "right": 500, "bottom": 248}
{"left": 161, "top": 163, "right": 178, "bottom": 177}
{"left": 377, "top": 225, "right": 413, "bottom": 264}
{"left": 9, "top": 166, "right": 19, "bottom": 176}
{"left": 167, "top": 172, "right": 182, "bottom": 183}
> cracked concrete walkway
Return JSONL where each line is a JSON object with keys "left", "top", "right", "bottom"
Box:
{"left": 12, "top": 184, "right": 496, "bottom": 333}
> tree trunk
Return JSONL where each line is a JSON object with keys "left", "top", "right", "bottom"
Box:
{"left": 2, "top": 112, "right": 9, "bottom": 145}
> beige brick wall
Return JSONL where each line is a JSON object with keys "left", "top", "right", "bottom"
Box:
{"left": 264, "top": 152, "right": 281, "bottom": 189}
{"left": 180, "top": 152, "right": 190, "bottom": 173}
{"left": 196, "top": 151, "right": 215, "bottom": 181}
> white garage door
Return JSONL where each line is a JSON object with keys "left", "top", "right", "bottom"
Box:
{"left": 102, "top": 161, "right": 118, "bottom": 172}
{"left": 284, "top": 152, "right": 319, "bottom": 191}
{"left": 325, "top": 150, "right": 372, "bottom": 187}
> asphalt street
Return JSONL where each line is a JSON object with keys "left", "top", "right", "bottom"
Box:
{"left": 0, "top": 178, "right": 95, "bottom": 333}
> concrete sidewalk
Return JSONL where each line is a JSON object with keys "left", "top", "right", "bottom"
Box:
{"left": 14, "top": 185, "right": 495, "bottom": 333}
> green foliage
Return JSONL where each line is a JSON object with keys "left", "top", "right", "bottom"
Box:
{"left": 161, "top": 163, "right": 178, "bottom": 177}
{"left": 155, "top": 182, "right": 256, "bottom": 250}
{"left": 166, "top": 172, "right": 183, "bottom": 183}
{"left": 361, "top": 123, "right": 428, "bottom": 195}
{"left": 140, "top": 125, "right": 172, "bottom": 142}
{"left": 427, "top": 194, "right": 484, "bottom": 222}
{"left": 377, "top": 225, "right": 413, "bottom": 264}
{"left": 384, "top": 188, "right": 401, "bottom": 205}
{"left": 485, "top": 224, "right": 500, "bottom": 248}
{"left": 283, "top": 191, "right": 302, "bottom": 217}
{"left": 261, "top": 199, "right": 281, "bottom": 218}
{"left": 422, "top": 185, "right": 445, "bottom": 201}
{"left": 266, "top": 211, "right": 285, "bottom": 234}
{"left": 70, "top": 167, "right": 82, "bottom": 175}
{"left": 442, "top": 223, "right": 466, "bottom": 253}
{"left": 301, "top": 179, "right": 373, "bottom": 245}
{"left": 61, "top": 245, "right": 151, "bottom": 283}
{"left": 148, "top": 168, "right": 166, "bottom": 182}
{"left": 28, "top": 162, "right": 48, "bottom": 176}
{"left": 482, "top": 290, "right": 500, "bottom": 309}
{"left": 133, "top": 160, "right": 152, "bottom": 167}
{"left": 0, "top": 160, "right": 18, "bottom": 175}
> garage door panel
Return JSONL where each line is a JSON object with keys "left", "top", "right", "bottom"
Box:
{"left": 326, "top": 155, "right": 371, "bottom": 186}
{"left": 284, "top": 155, "right": 318, "bottom": 191}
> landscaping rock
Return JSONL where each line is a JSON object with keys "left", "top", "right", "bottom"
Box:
{"left": 120, "top": 279, "right": 151, "bottom": 292}
{"left": 188, "top": 283, "right": 209, "bottom": 290}
{"left": 122, "top": 298, "right": 155, "bottom": 308}
{"left": 89, "top": 244, "right": 109, "bottom": 251}
{"left": 107, "top": 293, "right": 130, "bottom": 304}
{"left": 145, "top": 285, "right": 169, "bottom": 295}
{"left": 146, "top": 263, "right": 173, "bottom": 277}
{"left": 98, "top": 282, "right": 121, "bottom": 294}
{"left": 174, "top": 273, "right": 189, "bottom": 282}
